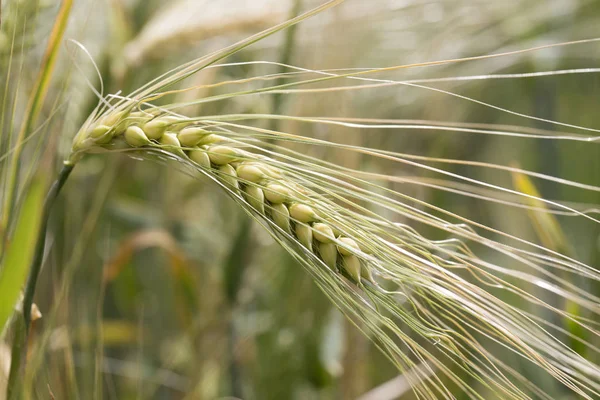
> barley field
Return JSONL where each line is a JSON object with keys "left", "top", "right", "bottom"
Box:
{"left": 1, "top": 1, "right": 599, "bottom": 399}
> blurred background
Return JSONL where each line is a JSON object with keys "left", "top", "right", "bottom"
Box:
{"left": 1, "top": 0, "right": 599, "bottom": 399}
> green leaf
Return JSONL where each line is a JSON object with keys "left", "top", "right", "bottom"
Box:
{"left": 0, "top": 174, "right": 48, "bottom": 335}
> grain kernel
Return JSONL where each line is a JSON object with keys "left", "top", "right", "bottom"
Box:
{"left": 197, "top": 134, "right": 226, "bottom": 146}
{"left": 188, "top": 148, "right": 211, "bottom": 168}
{"left": 90, "top": 125, "right": 113, "bottom": 144}
{"left": 102, "top": 110, "right": 128, "bottom": 127}
{"left": 208, "top": 146, "right": 239, "bottom": 165}
{"left": 289, "top": 203, "right": 317, "bottom": 223}
{"left": 361, "top": 265, "right": 376, "bottom": 284}
{"left": 90, "top": 125, "right": 110, "bottom": 138}
{"left": 313, "top": 223, "right": 335, "bottom": 243}
{"left": 124, "top": 126, "right": 150, "bottom": 147}
{"left": 236, "top": 164, "right": 265, "bottom": 183}
{"left": 218, "top": 164, "right": 239, "bottom": 190}
{"left": 337, "top": 237, "right": 360, "bottom": 256}
{"left": 295, "top": 223, "right": 313, "bottom": 252}
{"left": 259, "top": 164, "right": 282, "bottom": 179}
{"left": 271, "top": 203, "right": 291, "bottom": 234}
{"left": 319, "top": 242, "right": 337, "bottom": 270}
{"left": 342, "top": 255, "right": 361, "bottom": 284}
{"left": 178, "top": 126, "right": 209, "bottom": 147}
{"left": 143, "top": 118, "right": 172, "bottom": 139}
{"left": 160, "top": 131, "right": 180, "bottom": 146}
{"left": 244, "top": 185, "right": 265, "bottom": 214}
{"left": 264, "top": 183, "right": 291, "bottom": 204}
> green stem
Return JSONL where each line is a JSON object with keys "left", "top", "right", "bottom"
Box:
{"left": 6, "top": 163, "right": 74, "bottom": 399}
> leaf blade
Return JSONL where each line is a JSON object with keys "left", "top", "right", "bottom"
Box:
{"left": 0, "top": 174, "right": 48, "bottom": 334}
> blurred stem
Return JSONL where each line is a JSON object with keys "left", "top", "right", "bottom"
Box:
{"left": 223, "top": 218, "right": 253, "bottom": 304}
{"left": 223, "top": 217, "right": 253, "bottom": 398}
{"left": 268, "top": 0, "right": 302, "bottom": 134}
{"left": 6, "top": 316, "right": 25, "bottom": 400}
{"left": 6, "top": 163, "right": 74, "bottom": 399}
{"left": 227, "top": 321, "right": 243, "bottom": 399}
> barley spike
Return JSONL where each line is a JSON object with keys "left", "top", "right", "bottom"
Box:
{"left": 69, "top": 112, "right": 371, "bottom": 285}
